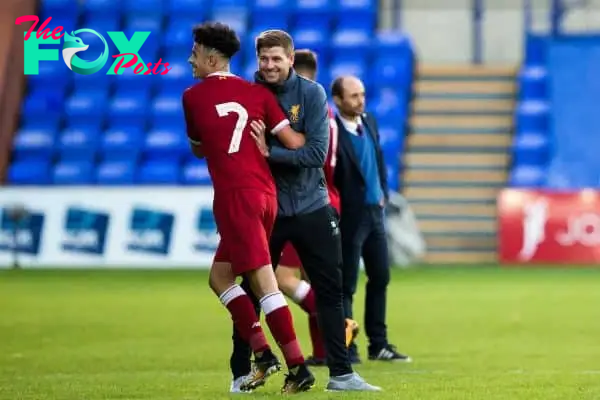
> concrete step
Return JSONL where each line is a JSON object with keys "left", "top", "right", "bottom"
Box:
{"left": 418, "top": 218, "right": 496, "bottom": 233}
{"left": 418, "top": 65, "right": 517, "bottom": 80}
{"left": 425, "top": 234, "right": 496, "bottom": 250}
{"left": 404, "top": 168, "right": 507, "bottom": 184}
{"left": 423, "top": 251, "right": 497, "bottom": 264}
{"left": 404, "top": 152, "right": 509, "bottom": 168}
{"left": 412, "top": 201, "right": 496, "bottom": 217}
{"left": 408, "top": 133, "right": 511, "bottom": 149}
{"left": 416, "top": 80, "right": 516, "bottom": 95}
{"left": 403, "top": 186, "right": 501, "bottom": 201}
{"left": 410, "top": 115, "right": 513, "bottom": 130}
{"left": 412, "top": 98, "right": 514, "bottom": 115}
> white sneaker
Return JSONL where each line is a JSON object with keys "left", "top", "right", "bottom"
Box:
{"left": 230, "top": 376, "right": 252, "bottom": 393}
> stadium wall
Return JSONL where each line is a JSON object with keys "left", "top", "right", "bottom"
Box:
{"left": 0, "top": 0, "right": 35, "bottom": 184}
{"left": 0, "top": 187, "right": 219, "bottom": 269}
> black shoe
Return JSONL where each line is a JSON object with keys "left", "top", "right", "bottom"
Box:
{"left": 368, "top": 344, "right": 412, "bottom": 362}
{"left": 281, "top": 364, "right": 315, "bottom": 394}
{"left": 239, "top": 349, "right": 281, "bottom": 391}
{"left": 348, "top": 343, "right": 362, "bottom": 364}
{"left": 305, "top": 356, "right": 327, "bottom": 366}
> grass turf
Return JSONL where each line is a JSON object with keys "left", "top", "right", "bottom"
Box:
{"left": 1, "top": 266, "right": 599, "bottom": 399}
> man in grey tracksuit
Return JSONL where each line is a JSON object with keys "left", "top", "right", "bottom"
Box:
{"left": 229, "top": 30, "right": 381, "bottom": 392}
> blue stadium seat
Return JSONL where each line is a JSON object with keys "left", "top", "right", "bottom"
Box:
{"left": 181, "top": 158, "right": 211, "bottom": 185}
{"left": 524, "top": 34, "right": 548, "bottom": 66}
{"left": 518, "top": 66, "right": 548, "bottom": 100}
{"left": 242, "top": 62, "right": 256, "bottom": 81}
{"left": 101, "top": 126, "right": 144, "bottom": 161}
{"left": 378, "top": 126, "right": 403, "bottom": 161}
{"left": 168, "top": 0, "right": 209, "bottom": 16}
{"left": 108, "top": 93, "right": 149, "bottom": 127}
{"left": 83, "top": 0, "right": 121, "bottom": 15}
{"left": 65, "top": 90, "right": 108, "bottom": 127}
{"left": 515, "top": 101, "right": 549, "bottom": 133}
{"left": 151, "top": 94, "right": 183, "bottom": 127}
{"left": 57, "top": 126, "right": 99, "bottom": 161}
{"left": 125, "top": 15, "right": 163, "bottom": 32}
{"left": 511, "top": 131, "right": 549, "bottom": 166}
{"left": 72, "top": 71, "right": 113, "bottom": 91}
{"left": 124, "top": 0, "right": 164, "bottom": 14}
{"left": 371, "top": 89, "right": 407, "bottom": 125}
{"left": 385, "top": 162, "right": 399, "bottom": 191}
{"left": 144, "top": 127, "right": 187, "bottom": 162}
{"left": 294, "top": 0, "right": 333, "bottom": 25}
{"left": 252, "top": 0, "right": 289, "bottom": 25}
{"left": 96, "top": 160, "right": 136, "bottom": 184}
{"left": 84, "top": 16, "right": 120, "bottom": 32}
{"left": 136, "top": 160, "right": 180, "bottom": 184}
{"left": 41, "top": 0, "right": 80, "bottom": 19}
{"left": 27, "top": 62, "right": 70, "bottom": 91}
{"left": 331, "top": 26, "right": 371, "bottom": 58}
{"left": 12, "top": 126, "right": 56, "bottom": 162}
{"left": 52, "top": 160, "right": 94, "bottom": 184}
{"left": 212, "top": 0, "right": 249, "bottom": 35}
{"left": 509, "top": 165, "right": 545, "bottom": 187}
{"left": 373, "top": 57, "right": 413, "bottom": 89}
{"left": 336, "top": 0, "right": 376, "bottom": 21}
{"left": 291, "top": 26, "right": 330, "bottom": 62}
{"left": 163, "top": 18, "right": 196, "bottom": 49}
{"left": 21, "top": 89, "right": 64, "bottom": 124}
{"left": 157, "top": 61, "right": 195, "bottom": 95}
{"left": 375, "top": 30, "right": 413, "bottom": 59}
{"left": 545, "top": 159, "right": 600, "bottom": 189}
{"left": 7, "top": 160, "right": 51, "bottom": 185}
{"left": 328, "top": 57, "right": 368, "bottom": 88}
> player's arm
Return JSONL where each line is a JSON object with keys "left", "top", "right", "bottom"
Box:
{"left": 267, "top": 84, "right": 328, "bottom": 167}
{"left": 182, "top": 90, "right": 205, "bottom": 159}
{"left": 261, "top": 87, "right": 305, "bottom": 149}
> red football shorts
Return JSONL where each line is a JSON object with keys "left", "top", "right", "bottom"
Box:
{"left": 213, "top": 189, "right": 277, "bottom": 276}
{"left": 279, "top": 242, "right": 302, "bottom": 268}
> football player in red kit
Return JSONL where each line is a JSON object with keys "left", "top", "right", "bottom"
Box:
{"left": 182, "top": 22, "right": 314, "bottom": 392}
{"left": 274, "top": 50, "right": 359, "bottom": 366}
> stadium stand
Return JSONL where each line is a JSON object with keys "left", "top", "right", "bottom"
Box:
{"left": 510, "top": 33, "right": 600, "bottom": 189}
{"left": 6, "top": 0, "right": 415, "bottom": 189}
{"left": 404, "top": 65, "right": 516, "bottom": 263}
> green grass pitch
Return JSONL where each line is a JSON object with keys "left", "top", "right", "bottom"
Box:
{"left": 1, "top": 266, "right": 600, "bottom": 399}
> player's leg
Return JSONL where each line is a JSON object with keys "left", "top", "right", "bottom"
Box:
{"left": 230, "top": 191, "right": 314, "bottom": 393}
{"left": 292, "top": 205, "right": 381, "bottom": 391}
{"left": 207, "top": 248, "right": 274, "bottom": 386}
{"left": 277, "top": 244, "right": 326, "bottom": 365}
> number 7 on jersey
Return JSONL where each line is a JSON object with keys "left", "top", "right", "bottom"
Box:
{"left": 216, "top": 102, "right": 249, "bottom": 154}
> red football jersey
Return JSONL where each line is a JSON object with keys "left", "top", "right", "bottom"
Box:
{"left": 325, "top": 106, "right": 341, "bottom": 213}
{"left": 183, "top": 72, "right": 290, "bottom": 195}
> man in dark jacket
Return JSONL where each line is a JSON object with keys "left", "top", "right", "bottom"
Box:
{"left": 332, "top": 75, "right": 412, "bottom": 364}
{"left": 229, "top": 32, "right": 380, "bottom": 393}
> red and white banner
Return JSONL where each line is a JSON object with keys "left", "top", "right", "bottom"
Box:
{"left": 498, "top": 189, "right": 600, "bottom": 264}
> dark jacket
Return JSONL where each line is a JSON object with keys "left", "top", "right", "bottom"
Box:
{"left": 334, "top": 112, "right": 389, "bottom": 230}
{"left": 255, "top": 69, "right": 330, "bottom": 217}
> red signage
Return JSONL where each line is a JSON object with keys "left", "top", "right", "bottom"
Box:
{"left": 498, "top": 189, "right": 600, "bottom": 264}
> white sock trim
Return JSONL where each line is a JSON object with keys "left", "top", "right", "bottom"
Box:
{"left": 219, "top": 284, "right": 246, "bottom": 306}
{"left": 260, "top": 291, "right": 288, "bottom": 314}
{"left": 291, "top": 280, "right": 311, "bottom": 304}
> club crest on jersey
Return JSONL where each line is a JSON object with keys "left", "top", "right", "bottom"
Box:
{"left": 289, "top": 104, "right": 301, "bottom": 123}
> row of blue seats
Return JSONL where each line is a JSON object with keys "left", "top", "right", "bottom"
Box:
{"left": 43, "top": 0, "right": 378, "bottom": 17}
{"left": 9, "top": 157, "right": 402, "bottom": 187}
{"left": 9, "top": 159, "right": 211, "bottom": 185}
{"left": 13, "top": 123, "right": 405, "bottom": 161}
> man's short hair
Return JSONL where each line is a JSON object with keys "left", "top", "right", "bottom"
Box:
{"left": 192, "top": 22, "right": 240, "bottom": 59}
{"left": 256, "top": 30, "right": 294, "bottom": 55}
{"left": 293, "top": 49, "right": 318, "bottom": 73}
{"left": 331, "top": 76, "right": 345, "bottom": 98}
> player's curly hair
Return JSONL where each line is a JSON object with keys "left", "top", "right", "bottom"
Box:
{"left": 192, "top": 22, "right": 240, "bottom": 59}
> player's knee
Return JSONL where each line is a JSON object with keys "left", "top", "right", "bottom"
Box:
{"left": 367, "top": 267, "right": 390, "bottom": 289}
{"left": 209, "top": 262, "right": 235, "bottom": 296}
{"left": 275, "top": 266, "right": 300, "bottom": 297}
{"left": 246, "top": 265, "right": 279, "bottom": 298}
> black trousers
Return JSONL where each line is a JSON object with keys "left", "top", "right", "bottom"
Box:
{"left": 341, "top": 205, "right": 390, "bottom": 354}
{"left": 230, "top": 205, "right": 353, "bottom": 378}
